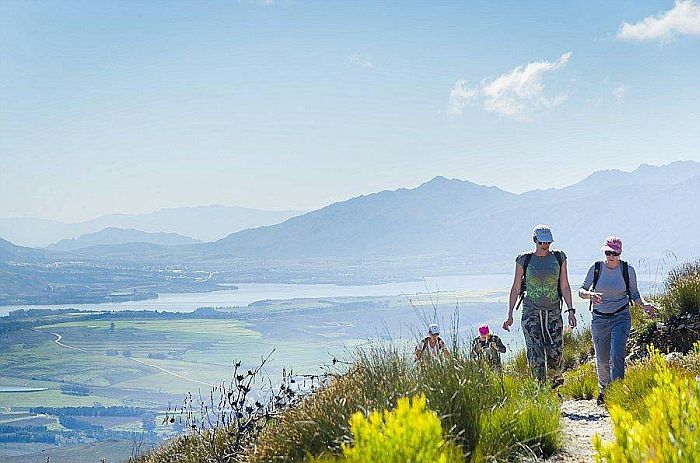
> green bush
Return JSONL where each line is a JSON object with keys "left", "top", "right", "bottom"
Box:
{"left": 476, "top": 376, "right": 561, "bottom": 461}
{"left": 560, "top": 362, "right": 598, "bottom": 400}
{"left": 656, "top": 260, "right": 700, "bottom": 320}
{"left": 605, "top": 346, "right": 695, "bottom": 422}
{"left": 562, "top": 327, "right": 593, "bottom": 372}
{"left": 310, "top": 394, "right": 463, "bottom": 463}
{"left": 245, "top": 346, "right": 561, "bottom": 462}
{"left": 245, "top": 348, "right": 492, "bottom": 462}
{"left": 503, "top": 348, "right": 531, "bottom": 381}
{"left": 593, "top": 347, "right": 700, "bottom": 462}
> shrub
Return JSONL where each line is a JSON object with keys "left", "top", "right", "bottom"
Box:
{"left": 562, "top": 327, "right": 593, "bottom": 372}
{"left": 560, "top": 362, "right": 598, "bottom": 400}
{"left": 245, "top": 346, "right": 561, "bottom": 463}
{"left": 476, "top": 376, "right": 561, "bottom": 461}
{"left": 593, "top": 348, "right": 700, "bottom": 462}
{"left": 629, "top": 260, "right": 700, "bottom": 359}
{"left": 658, "top": 260, "right": 700, "bottom": 319}
{"left": 503, "top": 349, "right": 531, "bottom": 381}
{"left": 245, "top": 347, "right": 489, "bottom": 462}
{"left": 310, "top": 395, "right": 463, "bottom": 463}
{"left": 605, "top": 347, "right": 693, "bottom": 422}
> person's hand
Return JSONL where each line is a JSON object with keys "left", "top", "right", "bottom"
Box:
{"left": 502, "top": 314, "right": 513, "bottom": 332}
{"left": 643, "top": 303, "right": 657, "bottom": 317}
{"left": 490, "top": 341, "right": 498, "bottom": 350}
{"left": 589, "top": 292, "right": 603, "bottom": 304}
{"left": 568, "top": 311, "right": 577, "bottom": 328}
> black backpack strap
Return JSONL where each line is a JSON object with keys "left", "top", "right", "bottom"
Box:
{"left": 515, "top": 253, "right": 533, "bottom": 311}
{"left": 553, "top": 251, "right": 564, "bottom": 300}
{"left": 520, "top": 252, "right": 533, "bottom": 295}
{"left": 621, "top": 261, "right": 632, "bottom": 305}
{"left": 589, "top": 261, "right": 602, "bottom": 311}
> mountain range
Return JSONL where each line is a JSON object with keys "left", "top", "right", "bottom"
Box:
{"left": 0, "top": 205, "right": 304, "bottom": 247}
{"left": 205, "top": 161, "right": 700, "bottom": 265}
{"left": 2, "top": 161, "right": 698, "bottom": 276}
{"left": 47, "top": 227, "right": 201, "bottom": 251}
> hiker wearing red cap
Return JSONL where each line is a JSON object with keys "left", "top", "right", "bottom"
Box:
{"left": 580, "top": 236, "right": 657, "bottom": 405}
{"left": 502, "top": 225, "right": 577, "bottom": 388}
{"left": 470, "top": 324, "right": 506, "bottom": 369}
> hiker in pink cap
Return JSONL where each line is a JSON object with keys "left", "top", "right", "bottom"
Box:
{"left": 580, "top": 235, "right": 657, "bottom": 406}
{"left": 470, "top": 323, "right": 506, "bottom": 369}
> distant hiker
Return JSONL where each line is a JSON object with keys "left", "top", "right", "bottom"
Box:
{"left": 470, "top": 324, "right": 506, "bottom": 369}
{"left": 579, "top": 236, "right": 656, "bottom": 406}
{"left": 415, "top": 324, "right": 450, "bottom": 361}
{"left": 502, "top": 225, "right": 577, "bottom": 388}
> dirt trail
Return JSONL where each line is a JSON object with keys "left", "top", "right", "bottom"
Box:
{"left": 546, "top": 399, "right": 615, "bottom": 462}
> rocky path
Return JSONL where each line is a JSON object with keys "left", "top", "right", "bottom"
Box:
{"left": 546, "top": 399, "right": 615, "bottom": 462}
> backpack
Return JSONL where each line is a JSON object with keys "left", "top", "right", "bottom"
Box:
{"left": 588, "top": 260, "right": 632, "bottom": 311}
{"left": 419, "top": 336, "right": 445, "bottom": 355}
{"left": 515, "top": 251, "right": 565, "bottom": 310}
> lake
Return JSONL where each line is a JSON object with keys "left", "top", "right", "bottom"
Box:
{"left": 0, "top": 272, "right": 654, "bottom": 317}
{"left": 0, "top": 273, "right": 515, "bottom": 316}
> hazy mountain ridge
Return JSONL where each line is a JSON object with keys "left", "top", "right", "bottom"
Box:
{"left": 0, "top": 205, "right": 304, "bottom": 247}
{"left": 207, "top": 161, "right": 700, "bottom": 262}
{"left": 2, "top": 161, "right": 698, "bottom": 269}
{"left": 47, "top": 227, "right": 201, "bottom": 251}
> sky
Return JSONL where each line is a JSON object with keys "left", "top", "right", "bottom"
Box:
{"left": 1, "top": 0, "right": 699, "bottom": 222}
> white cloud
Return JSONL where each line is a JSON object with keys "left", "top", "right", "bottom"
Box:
{"left": 617, "top": 0, "right": 700, "bottom": 41}
{"left": 349, "top": 53, "right": 373, "bottom": 69}
{"left": 449, "top": 52, "right": 572, "bottom": 118}
{"left": 448, "top": 80, "right": 478, "bottom": 115}
{"left": 612, "top": 85, "right": 627, "bottom": 102}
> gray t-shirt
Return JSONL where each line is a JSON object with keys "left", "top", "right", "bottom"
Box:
{"left": 516, "top": 250, "right": 565, "bottom": 312}
{"left": 581, "top": 262, "right": 641, "bottom": 314}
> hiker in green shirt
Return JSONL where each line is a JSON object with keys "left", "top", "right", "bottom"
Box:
{"left": 502, "top": 225, "right": 577, "bottom": 387}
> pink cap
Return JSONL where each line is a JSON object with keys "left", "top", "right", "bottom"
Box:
{"left": 478, "top": 324, "right": 489, "bottom": 336}
{"left": 601, "top": 236, "right": 623, "bottom": 254}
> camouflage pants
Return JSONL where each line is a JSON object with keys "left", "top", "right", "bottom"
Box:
{"left": 522, "top": 308, "right": 564, "bottom": 383}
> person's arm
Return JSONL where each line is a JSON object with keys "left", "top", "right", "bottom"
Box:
{"left": 470, "top": 338, "right": 479, "bottom": 357}
{"left": 440, "top": 339, "right": 451, "bottom": 357}
{"left": 579, "top": 264, "right": 602, "bottom": 303}
{"left": 415, "top": 341, "right": 423, "bottom": 361}
{"left": 629, "top": 266, "right": 656, "bottom": 316}
{"left": 503, "top": 262, "right": 524, "bottom": 331}
{"left": 493, "top": 335, "right": 506, "bottom": 353}
{"left": 558, "top": 255, "right": 577, "bottom": 328}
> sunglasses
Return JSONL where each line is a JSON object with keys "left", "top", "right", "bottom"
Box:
{"left": 537, "top": 241, "right": 552, "bottom": 245}
{"left": 605, "top": 251, "right": 621, "bottom": 257}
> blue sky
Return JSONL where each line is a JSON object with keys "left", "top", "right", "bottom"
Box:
{"left": 1, "top": 0, "right": 699, "bottom": 221}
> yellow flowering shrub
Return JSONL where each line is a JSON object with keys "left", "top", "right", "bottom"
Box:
{"left": 593, "top": 348, "right": 700, "bottom": 462}
{"left": 312, "top": 394, "right": 462, "bottom": 463}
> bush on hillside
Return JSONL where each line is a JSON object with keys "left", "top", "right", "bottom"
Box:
{"left": 593, "top": 346, "right": 700, "bottom": 462}
{"left": 475, "top": 376, "right": 561, "bottom": 461}
{"left": 628, "top": 260, "right": 700, "bottom": 360}
{"left": 604, "top": 346, "right": 695, "bottom": 422}
{"left": 244, "top": 347, "right": 490, "bottom": 462}
{"left": 658, "top": 260, "right": 700, "bottom": 318}
{"left": 310, "top": 395, "right": 463, "bottom": 463}
{"left": 562, "top": 327, "right": 593, "bottom": 372}
{"left": 560, "top": 362, "right": 598, "bottom": 400}
{"left": 245, "top": 346, "right": 560, "bottom": 463}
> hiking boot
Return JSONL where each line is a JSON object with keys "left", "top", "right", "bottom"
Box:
{"left": 551, "top": 377, "right": 564, "bottom": 390}
{"left": 596, "top": 392, "right": 605, "bottom": 406}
